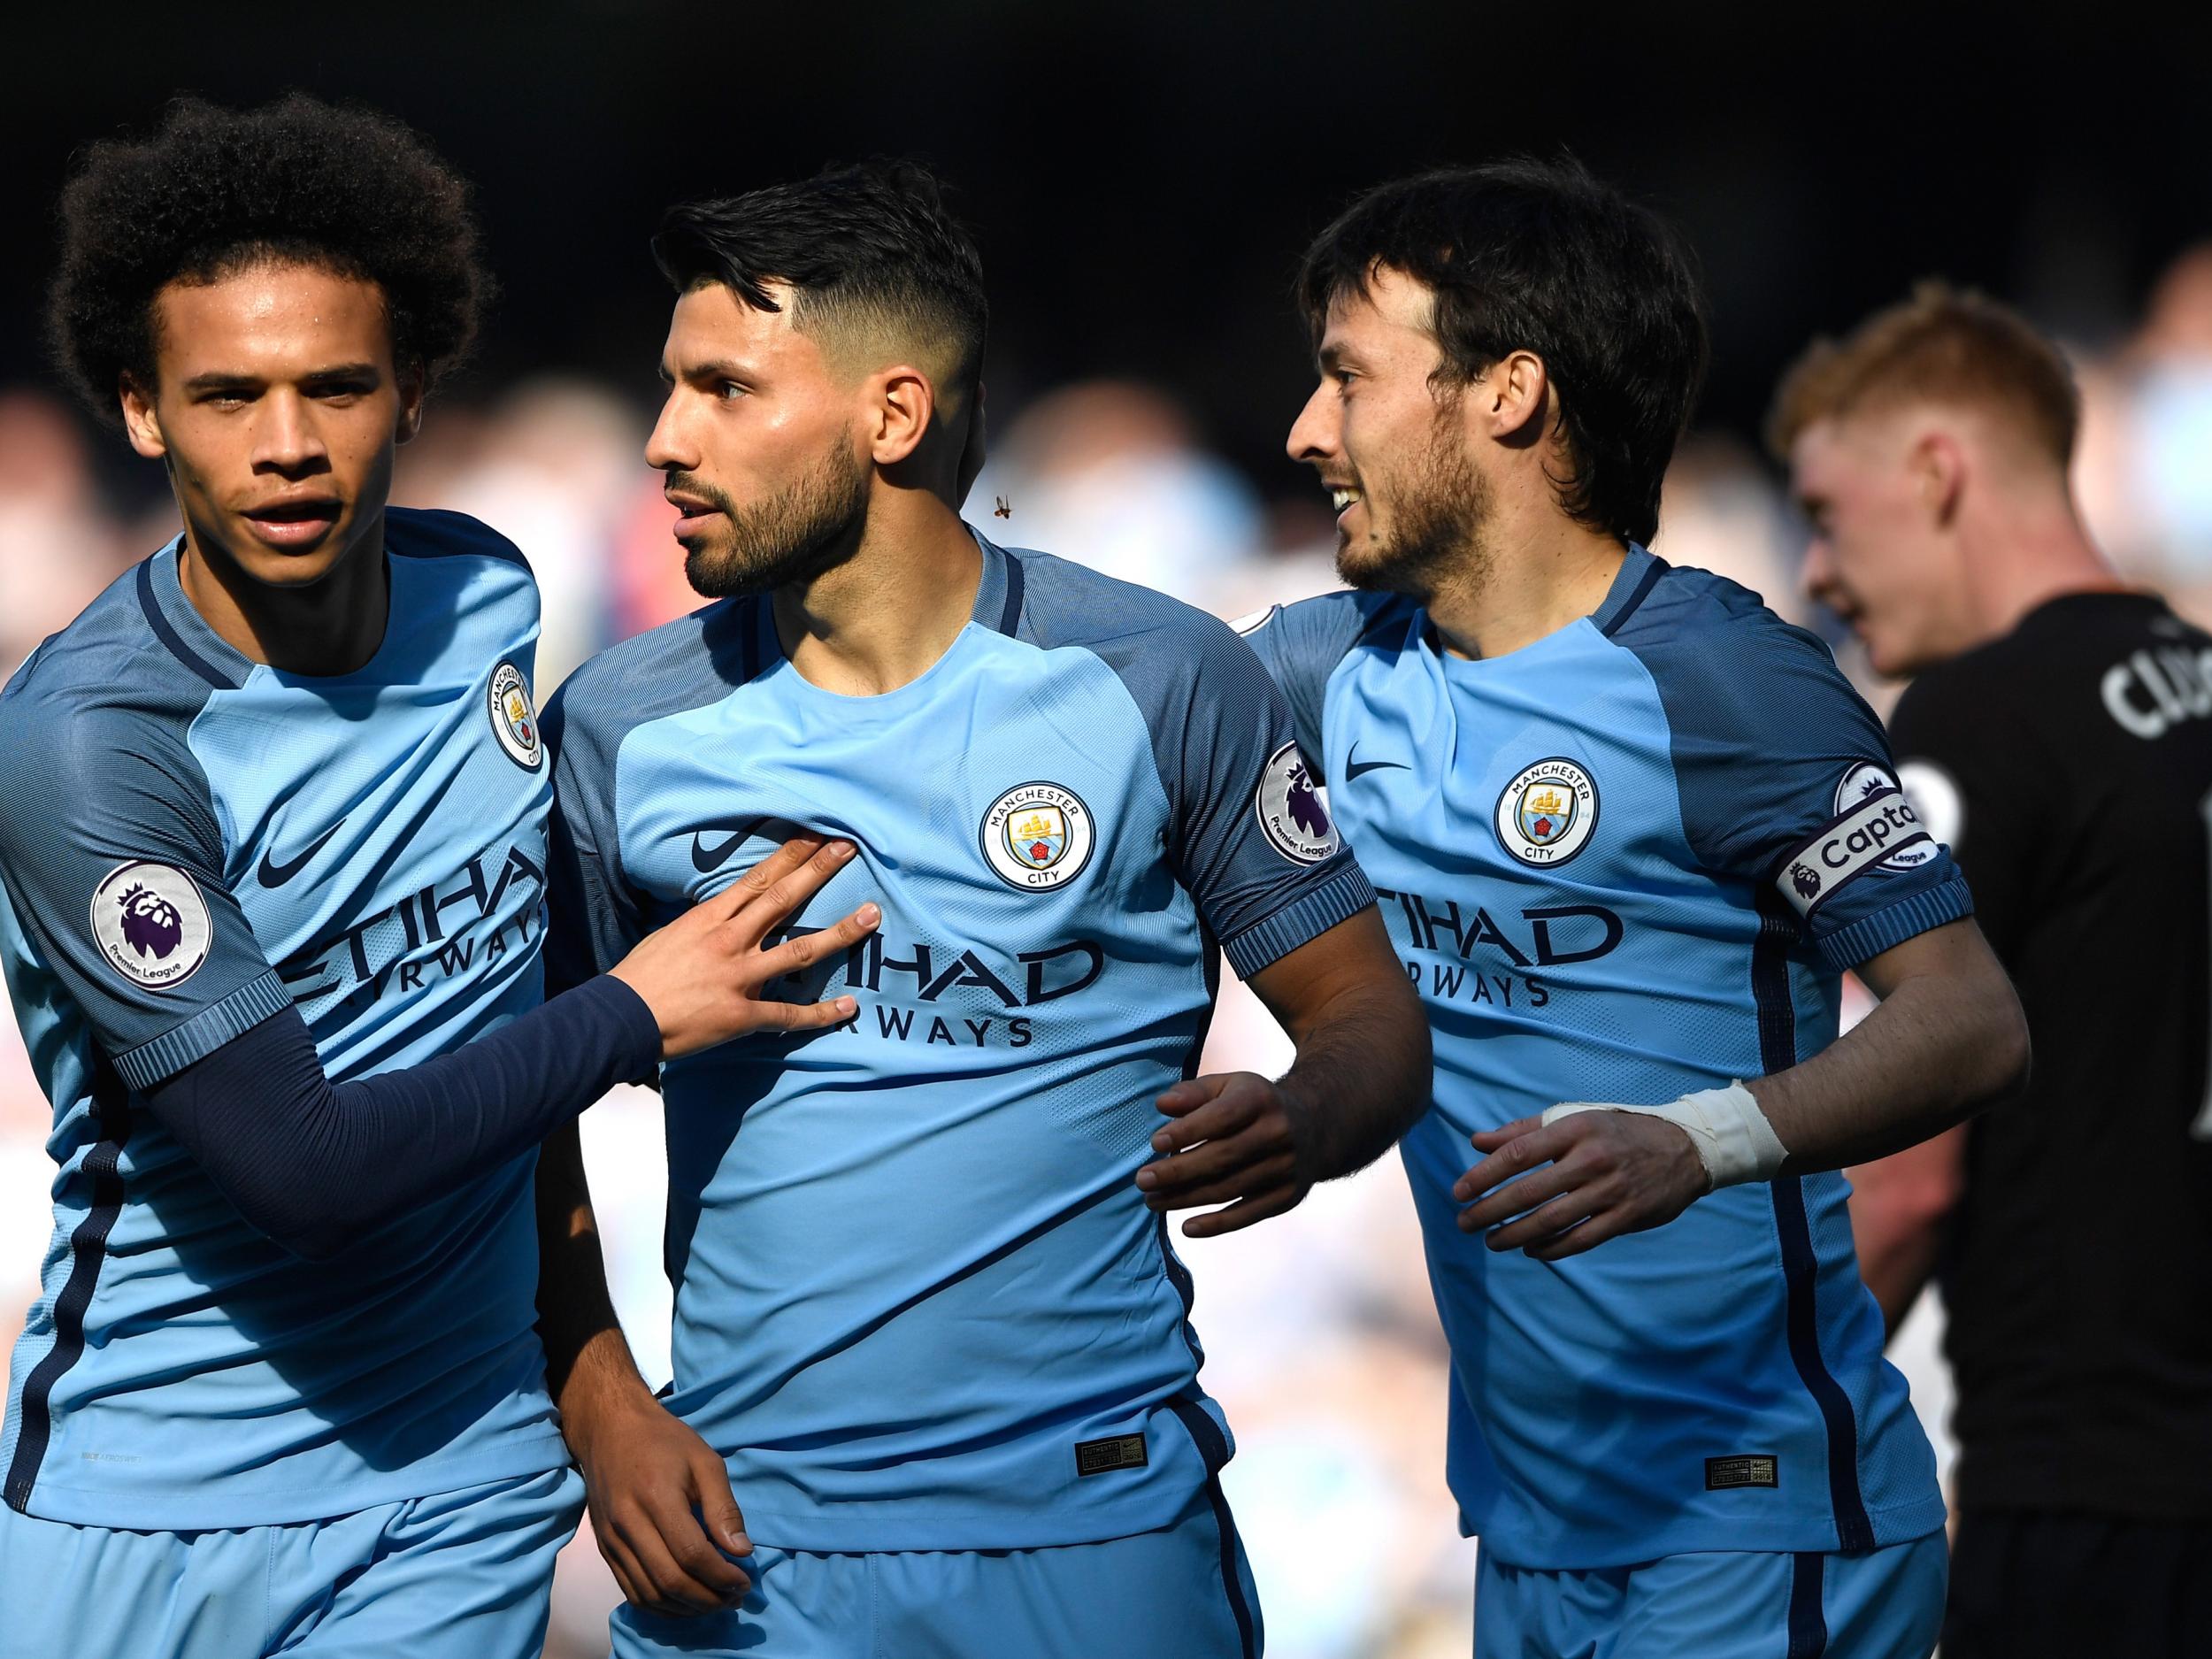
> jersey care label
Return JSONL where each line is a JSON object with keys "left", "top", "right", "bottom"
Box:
{"left": 1705, "top": 1454, "right": 1779, "bottom": 1490}
{"left": 1074, "top": 1434, "right": 1149, "bottom": 1477}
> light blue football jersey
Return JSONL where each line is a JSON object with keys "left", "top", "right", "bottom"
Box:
{"left": 0, "top": 509, "right": 569, "bottom": 1528}
{"left": 1239, "top": 547, "right": 1962, "bottom": 1570}
{"left": 545, "top": 530, "right": 1376, "bottom": 1552}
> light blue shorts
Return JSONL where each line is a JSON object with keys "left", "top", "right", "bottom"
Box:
{"left": 0, "top": 1465, "right": 581, "bottom": 1659}
{"left": 611, "top": 1479, "right": 1262, "bottom": 1658}
{"left": 1474, "top": 1530, "right": 1947, "bottom": 1659}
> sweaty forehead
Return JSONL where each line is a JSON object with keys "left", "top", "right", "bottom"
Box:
{"left": 153, "top": 263, "right": 393, "bottom": 373}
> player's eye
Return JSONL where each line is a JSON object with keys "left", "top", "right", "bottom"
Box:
{"left": 717, "top": 380, "right": 748, "bottom": 401}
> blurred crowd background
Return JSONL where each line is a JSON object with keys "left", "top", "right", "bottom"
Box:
{"left": 4, "top": 4, "right": 2209, "bottom": 1654}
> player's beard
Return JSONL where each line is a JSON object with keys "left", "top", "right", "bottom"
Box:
{"left": 1337, "top": 396, "right": 1493, "bottom": 603}
{"left": 678, "top": 441, "right": 871, "bottom": 599}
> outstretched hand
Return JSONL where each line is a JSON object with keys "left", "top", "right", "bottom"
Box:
{"left": 1136, "top": 1071, "right": 1312, "bottom": 1238}
{"left": 1452, "top": 1110, "right": 1708, "bottom": 1260}
{"left": 611, "top": 833, "right": 879, "bottom": 1058}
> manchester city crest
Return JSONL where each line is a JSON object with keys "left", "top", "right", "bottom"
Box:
{"left": 981, "top": 781, "right": 1096, "bottom": 890}
{"left": 1494, "top": 757, "right": 1600, "bottom": 866}
{"left": 488, "top": 660, "right": 542, "bottom": 771}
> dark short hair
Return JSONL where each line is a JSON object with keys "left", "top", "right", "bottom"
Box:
{"left": 652, "top": 158, "right": 987, "bottom": 403}
{"left": 49, "top": 93, "right": 490, "bottom": 421}
{"left": 1767, "top": 280, "right": 2079, "bottom": 469}
{"left": 1298, "top": 157, "right": 1709, "bottom": 548}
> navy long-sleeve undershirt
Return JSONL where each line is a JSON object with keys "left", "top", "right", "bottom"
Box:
{"left": 140, "top": 974, "right": 660, "bottom": 1262}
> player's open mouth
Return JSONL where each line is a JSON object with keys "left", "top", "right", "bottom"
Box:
{"left": 242, "top": 497, "right": 342, "bottom": 549}
{"left": 1329, "top": 485, "right": 1363, "bottom": 524}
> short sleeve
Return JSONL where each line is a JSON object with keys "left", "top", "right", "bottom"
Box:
{"left": 1232, "top": 592, "right": 1391, "bottom": 770}
{"left": 1620, "top": 597, "right": 1974, "bottom": 972}
{"left": 1886, "top": 667, "right": 2040, "bottom": 960}
{"left": 541, "top": 681, "right": 649, "bottom": 995}
{"left": 0, "top": 704, "right": 288, "bottom": 1089}
{"left": 1133, "top": 615, "right": 1378, "bottom": 979}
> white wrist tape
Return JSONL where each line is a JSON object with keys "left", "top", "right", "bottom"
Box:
{"left": 1541, "top": 1080, "right": 1787, "bottom": 1189}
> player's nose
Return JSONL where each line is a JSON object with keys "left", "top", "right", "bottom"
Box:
{"left": 254, "top": 388, "right": 328, "bottom": 476}
{"left": 644, "top": 393, "right": 695, "bottom": 473}
{"left": 1286, "top": 381, "right": 1339, "bottom": 465}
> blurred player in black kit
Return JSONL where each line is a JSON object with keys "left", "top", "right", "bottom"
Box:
{"left": 1774, "top": 283, "right": 2212, "bottom": 1659}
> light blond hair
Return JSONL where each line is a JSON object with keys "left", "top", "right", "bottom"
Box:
{"left": 1768, "top": 281, "right": 2078, "bottom": 471}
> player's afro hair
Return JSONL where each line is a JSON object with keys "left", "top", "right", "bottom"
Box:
{"left": 48, "top": 93, "right": 491, "bottom": 422}
{"left": 1299, "top": 157, "right": 1709, "bottom": 549}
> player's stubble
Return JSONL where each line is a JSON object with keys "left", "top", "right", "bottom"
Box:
{"left": 673, "top": 436, "right": 871, "bottom": 599}
{"left": 1339, "top": 388, "right": 1494, "bottom": 604}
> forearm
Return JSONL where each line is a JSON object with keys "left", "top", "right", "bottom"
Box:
{"left": 1752, "top": 968, "right": 2024, "bottom": 1174}
{"left": 1279, "top": 974, "right": 1432, "bottom": 1183}
{"left": 534, "top": 1118, "right": 656, "bottom": 1441}
{"left": 146, "top": 975, "right": 661, "bottom": 1260}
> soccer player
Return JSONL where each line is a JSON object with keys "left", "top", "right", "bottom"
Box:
{"left": 1238, "top": 161, "right": 2030, "bottom": 1657}
{"left": 0, "top": 97, "right": 875, "bottom": 1659}
{"left": 534, "top": 160, "right": 1432, "bottom": 1658}
{"left": 1775, "top": 285, "right": 2212, "bottom": 1659}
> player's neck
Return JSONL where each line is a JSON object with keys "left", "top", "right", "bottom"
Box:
{"left": 770, "top": 496, "right": 982, "bottom": 696}
{"left": 1964, "top": 503, "right": 2127, "bottom": 649}
{"left": 1425, "top": 516, "right": 1627, "bottom": 662}
{"left": 175, "top": 512, "right": 391, "bottom": 676}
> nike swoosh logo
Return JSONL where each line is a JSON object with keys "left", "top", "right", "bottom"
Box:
{"left": 1344, "top": 749, "right": 1408, "bottom": 781}
{"left": 691, "top": 819, "right": 763, "bottom": 873}
{"left": 257, "top": 817, "right": 348, "bottom": 888}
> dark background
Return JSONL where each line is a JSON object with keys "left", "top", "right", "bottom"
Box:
{"left": 6, "top": 0, "right": 2208, "bottom": 507}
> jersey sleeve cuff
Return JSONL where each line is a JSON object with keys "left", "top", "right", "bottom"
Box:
{"left": 1814, "top": 872, "right": 1975, "bottom": 972}
{"left": 1220, "top": 864, "right": 1379, "bottom": 979}
{"left": 111, "top": 970, "right": 294, "bottom": 1092}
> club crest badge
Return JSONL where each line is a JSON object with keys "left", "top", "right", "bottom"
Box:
{"left": 1494, "top": 757, "right": 1600, "bottom": 866}
{"left": 488, "top": 661, "right": 541, "bottom": 771}
{"left": 981, "top": 781, "right": 1096, "bottom": 890}
{"left": 1255, "top": 743, "right": 1339, "bottom": 864}
{"left": 90, "top": 861, "right": 212, "bottom": 990}
{"left": 1835, "top": 762, "right": 1938, "bottom": 870}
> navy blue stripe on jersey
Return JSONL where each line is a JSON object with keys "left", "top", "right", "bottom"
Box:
{"left": 1165, "top": 1390, "right": 1253, "bottom": 1654}
{"left": 4, "top": 1063, "right": 133, "bottom": 1512}
{"left": 1199, "top": 1470, "right": 1259, "bottom": 1659}
{"left": 388, "top": 509, "right": 533, "bottom": 569}
{"left": 996, "top": 543, "right": 1026, "bottom": 636}
{"left": 1595, "top": 554, "right": 1668, "bottom": 638}
{"left": 1786, "top": 1550, "right": 1829, "bottom": 1658}
{"left": 1752, "top": 888, "right": 1801, "bottom": 1078}
{"left": 1774, "top": 1179, "right": 1876, "bottom": 1552}
{"left": 134, "top": 559, "right": 238, "bottom": 691}
{"left": 1755, "top": 885, "right": 1876, "bottom": 1551}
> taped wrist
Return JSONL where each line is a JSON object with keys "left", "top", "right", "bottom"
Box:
{"left": 1541, "top": 1080, "right": 1787, "bottom": 1189}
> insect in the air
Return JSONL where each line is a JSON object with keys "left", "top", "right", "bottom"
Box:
{"left": 994, "top": 495, "right": 1012, "bottom": 518}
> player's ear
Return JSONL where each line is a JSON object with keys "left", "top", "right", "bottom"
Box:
{"left": 869, "top": 365, "right": 936, "bottom": 469}
{"left": 394, "top": 360, "right": 427, "bottom": 446}
{"left": 1911, "top": 430, "right": 1964, "bottom": 527}
{"left": 119, "top": 373, "right": 166, "bottom": 460}
{"left": 1481, "top": 350, "right": 1550, "bottom": 444}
